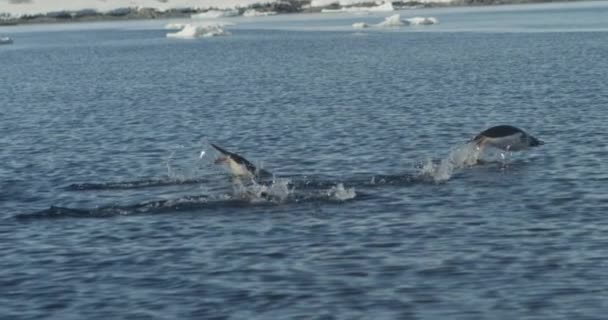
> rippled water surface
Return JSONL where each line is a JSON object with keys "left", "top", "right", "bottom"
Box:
{"left": 2, "top": 2, "right": 608, "bottom": 319}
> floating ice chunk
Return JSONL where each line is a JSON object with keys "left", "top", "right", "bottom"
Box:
{"left": 191, "top": 9, "right": 239, "bottom": 19}
{"left": 352, "top": 22, "right": 369, "bottom": 29}
{"left": 405, "top": 16, "right": 439, "bottom": 25}
{"left": 164, "top": 23, "right": 186, "bottom": 30}
{"left": 243, "top": 9, "right": 277, "bottom": 17}
{"left": 0, "top": 36, "right": 13, "bottom": 45}
{"left": 376, "top": 14, "right": 408, "bottom": 27}
{"left": 374, "top": 14, "right": 438, "bottom": 28}
{"left": 166, "top": 23, "right": 231, "bottom": 39}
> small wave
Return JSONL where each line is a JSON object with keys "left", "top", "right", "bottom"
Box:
{"left": 65, "top": 177, "right": 209, "bottom": 191}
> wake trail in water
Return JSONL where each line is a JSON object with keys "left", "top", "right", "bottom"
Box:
{"left": 29, "top": 141, "right": 523, "bottom": 220}
{"left": 17, "top": 180, "right": 365, "bottom": 220}
{"left": 16, "top": 195, "right": 233, "bottom": 220}
{"left": 65, "top": 177, "right": 210, "bottom": 191}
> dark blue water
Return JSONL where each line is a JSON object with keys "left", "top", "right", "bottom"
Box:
{"left": 2, "top": 2, "right": 608, "bottom": 319}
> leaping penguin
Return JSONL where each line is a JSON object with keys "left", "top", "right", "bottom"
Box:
{"left": 470, "top": 125, "right": 544, "bottom": 151}
{"left": 210, "top": 143, "right": 270, "bottom": 179}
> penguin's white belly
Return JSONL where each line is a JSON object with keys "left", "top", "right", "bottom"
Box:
{"left": 227, "top": 158, "right": 252, "bottom": 177}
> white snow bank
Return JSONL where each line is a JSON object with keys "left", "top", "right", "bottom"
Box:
{"left": 191, "top": 9, "right": 239, "bottom": 19}
{"left": 321, "top": 1, "right": 394, "bottom": 13}
{"left": 0, "top": 0, "right": 278, "bottom": 16}
{"left": 312, "top": 0, "right": 389, "bottom": 6}
{"left": 166, "top": 23, "right": 231, "bottom": 39}
{"left": 243, "top": 9, "right": 277, "bottom": 17}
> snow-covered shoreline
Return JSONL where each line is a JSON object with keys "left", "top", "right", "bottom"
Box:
{"left": 0, "top": 0, "right": 581, "bottom": 25}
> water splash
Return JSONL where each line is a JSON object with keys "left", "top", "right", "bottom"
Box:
{"left": 327, "top": 183, "right": 356, "bottom": 201}
{"left": 231, "top": 177, "right": 294, "bottom": 203}
{"left": 419, "top": 142, "right": 482, "bottom": 183}
{"left": 165, "top": 149, "right": 179, "bottom": 178}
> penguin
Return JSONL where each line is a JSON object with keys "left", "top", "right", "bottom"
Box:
{"left": 470, "top": 125, "right": 544, "bottom": 151}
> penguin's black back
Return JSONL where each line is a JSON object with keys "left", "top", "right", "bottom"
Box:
{"left": 476, "top": 125, "right": 525, "bottom": 139}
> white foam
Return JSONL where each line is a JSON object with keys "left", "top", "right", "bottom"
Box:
{"left": 327, "top": 183, "right": 356, "bottom": 201}
{"left": 191, "top": 9, "right": 239, "bottom": 19}
{"left": 243, "top": 9, "right": 277, "bottom": 17}
{"left": 352, "top": 22, "right": 369, "bottom": 29}
{"left": 166, "top": 23, "right": 231, "bottom": 39}
{"left": 405, "top": 16, "right": 439, "bottom": 25}
{"left": 232, "top": 177, "right": 293, "bottom": 203}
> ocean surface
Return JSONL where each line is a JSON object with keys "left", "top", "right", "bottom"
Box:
{"left": 2, "top": 2, "right": 608, "bottom": 319}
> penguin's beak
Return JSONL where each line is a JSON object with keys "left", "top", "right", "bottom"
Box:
{"left": 530, "top": 136, "right": 544, "bottom": 147}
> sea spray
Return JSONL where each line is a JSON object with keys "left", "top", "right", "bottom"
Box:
{"left": 327, "top": 183, "right": 356, "bottom": 201}
{"left": 231, "top": 177, "right": 293, "bottom": 203}
{"left": 419, "top": 142, "right": 482, "bottom": 183}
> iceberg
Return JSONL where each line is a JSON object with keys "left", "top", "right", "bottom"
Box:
{"left": 166, "top": 23, "right": 231, "bottom": 39}
{"left": 352, "top": 22, "right": 369, "bottom": 29}
{"left": 405, "top": 16, "right": 439, "bottom": 25}
{"left": 0, "top": 36, "right": 13, "bottom": 45}
{"left": 373, "top": 14, "right": 439, "bottom": 28}
{"left": 376, "top": 14, "right": 407, "bottom": 27}
{"left": 164, "top": 22, "right": 186, "bottom": 30}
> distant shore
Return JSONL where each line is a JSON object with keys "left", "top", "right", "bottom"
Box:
{"left": 0, "top": 0, "right": 583, "bottom": 26}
